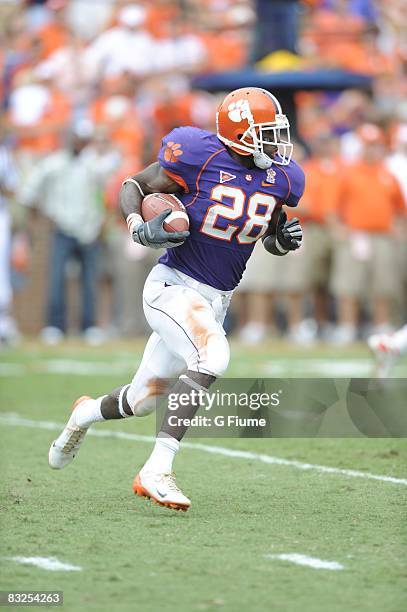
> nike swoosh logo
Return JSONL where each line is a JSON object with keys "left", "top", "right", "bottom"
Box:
{"left": 164, "top": 282, "right": 171, "bottom": 288}
{"left": 156, "top": 489, "right": 167, "bottom": 498}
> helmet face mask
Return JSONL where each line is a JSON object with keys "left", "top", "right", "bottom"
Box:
{"left": 216, "top": 88, "right": 293, "bottom": 168}
{"left": 239, "top": 117, "right": 293, "bottom": 166}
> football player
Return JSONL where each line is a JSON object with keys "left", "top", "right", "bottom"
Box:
{"left": 48, "top": 88, "right": 305, "bottom": 510}
{"left": 368, "top": 324, "right": 407, "bottom": 377}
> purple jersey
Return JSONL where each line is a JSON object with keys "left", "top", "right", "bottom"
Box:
{"left": 158, "top": 126, "right": 305, "bottom": 291}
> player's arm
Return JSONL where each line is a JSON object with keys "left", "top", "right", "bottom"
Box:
{"left": 262, "top": 160, "right": 305, "bottom": 255}
{"left": 120, "top": 162, "right": 180, "bottom": 219}
{"left": 262, "top": 206, "right": 303, "bottom": 256}
{"left": 120, "top": 162, "right": 189, "bottom": 249}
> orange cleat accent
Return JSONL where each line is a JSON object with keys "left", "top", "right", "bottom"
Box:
{"left": 132, "top": 473, "right": 189, "bottom": 512}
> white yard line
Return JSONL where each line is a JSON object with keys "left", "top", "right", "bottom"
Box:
{"left": 0, "top": 358, "right": 378, "bottom": 377}
{"left": 0, "top": 360, "right": 136, "bottom": 377}
{"left": 0, "top": 363, "right": 26, "bottom": 376}
{"left": 8, "top": 556, "right": 82, "bottom": 571}
{"left": 1, "top": 413, "right": 406, "bottom": 487}
{"left": 0, "top": 357, "right": 404, "bottom": 378}
{"left": 266, "top": 553, "right": 344, "bottom": 570}
{"left": 40, "top": 360, "right": 137, "bottom": 375}
{"left": 260, "top": 359, "right": 373, "bottom": 377}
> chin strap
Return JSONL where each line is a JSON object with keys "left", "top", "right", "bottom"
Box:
{"left": 253, "top": 150, "right": 273, "bottom": 169}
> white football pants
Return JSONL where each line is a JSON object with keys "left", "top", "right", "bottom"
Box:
{"left": 126, "top": 264, "right": 233, "bottom": 416}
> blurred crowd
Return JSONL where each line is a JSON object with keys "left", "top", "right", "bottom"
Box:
{"left": 0, "top": 0, "right": 406, "bottom": 346}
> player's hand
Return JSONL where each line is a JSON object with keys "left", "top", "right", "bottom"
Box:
{"left": 132, "top": 209, "right": 190, "bottom": 249}
{"left": 276, "top": 210, "right": 303, "bottom": 252}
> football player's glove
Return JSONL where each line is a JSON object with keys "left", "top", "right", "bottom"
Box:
{"left": 132, "top": 209, "right": 190, "bottom": 249}
{"left": 276, "top": 210, "right": 303, "bottom": 253}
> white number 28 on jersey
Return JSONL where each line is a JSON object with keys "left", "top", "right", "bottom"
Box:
{"left": 200, "top": 184, "right": 277, "bottom": 244}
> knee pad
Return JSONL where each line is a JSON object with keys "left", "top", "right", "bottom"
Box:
{"left": 131, "top": 396, "right": 157, "bottom": 417}
{"left": 190, "top": 332, "right": 230, "bottom": 377}
{"left": 127, "top": 378, "right": 169, "bottom": 417}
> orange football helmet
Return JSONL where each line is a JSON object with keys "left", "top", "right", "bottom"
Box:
{"left": 216, "top": 87, "right": 293, "bottom": 168}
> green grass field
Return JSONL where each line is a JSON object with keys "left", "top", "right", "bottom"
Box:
{"left": 1, "top": 341, "right": 406, "bottom": 612}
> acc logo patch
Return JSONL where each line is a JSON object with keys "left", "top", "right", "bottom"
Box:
{"left": 266, "top": 168, "right": 276, "bottom": 184}
{"left": 164, "top": 142, "right": 183, "bottom": 163}
{"left": 261, "top": 167, "right": 277, "bottom": 188}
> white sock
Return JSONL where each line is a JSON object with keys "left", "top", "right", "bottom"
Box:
{"left": 74, "top": 397, "right": 106, "bottom": 428}
{"left": 143, "top": 435, "right": 180, "bottom": 474}
{"left": 393, "top": 325, "right": 407, "bottom": 355}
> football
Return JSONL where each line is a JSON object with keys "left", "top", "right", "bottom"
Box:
{"left": 141, "top": 193, "right": 189, "bottom": 234}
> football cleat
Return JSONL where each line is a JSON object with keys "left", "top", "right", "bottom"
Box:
{"left": 48, "top": 396, "right": 92, "bottom": 469}
{"left": 368, "top": 334, "right": 400, "bottom": 378}
{"left": 133, "top": 470, "right": 191, "bottom": 511}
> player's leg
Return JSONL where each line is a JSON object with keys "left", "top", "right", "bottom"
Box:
{"left": 49, "top": 263, "right": 231, "bottom": 510}
{"left": 48, "top": 331, "right": 185, "bottom": 469}
{"left": 0, "top": 208, "right": 16, "bottom": 344}
{"left": 132, "top": 368, "right": 216, "bottom": 511}
{"left": 134, "top": 268, "right": 230, "bottom": 510}
{"left": 330, "top": 237, "right": 364, "bottom": 344}
{"left": 43, "top": 231, "right": 71, "bottom": 339}
{"left": 78, "top": 239, "right": 99, "bottom": 333}
{"left": 237, "top": 242, "right": 275, "bottom": 343}
{"left": 367, "top": 236, "right": 404, "bottom": 377}
{"left": 368, "top": 324, "right": 407, "bottom": 378}
{"left": 98, "top": 331, "right": 186, "bottom": 421}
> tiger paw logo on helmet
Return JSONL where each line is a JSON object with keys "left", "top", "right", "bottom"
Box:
{"left": 227, "top": 99, "right": 252, "bottom": 123}
{"left": 164, "top": 141, "right": 183, "bottom": 163}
